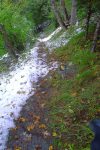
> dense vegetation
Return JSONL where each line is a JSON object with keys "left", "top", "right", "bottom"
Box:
{"left": 47, "top": 29, "right": 100, "bottom": 149}
{"left": 0, "top": 0, "right": 100, "bottom": 149}
{"left": 0, "top": 0, "right": 99, "bottom": 58}
{"left": 0, "top": 1, "right": 31, "bottom": 57}
{"left": 0, "top": 0, "right": 56, "bottom": 57}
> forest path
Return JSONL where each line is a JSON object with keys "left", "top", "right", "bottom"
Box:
{"left": 6, "top": 73, "right": 53, "bottom": 150}
{"left": 0, "top": 40, "right": 57, "bottom": 150}
{"left": 0, "top": 27, "right": 77, "bottom": 150}
{"left": 6, "top": 41, "right": 58, "bottom": 150}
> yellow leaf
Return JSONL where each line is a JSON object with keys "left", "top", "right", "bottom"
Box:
{"left": 49, "top": 145, "right": 53, "bottom": 150}
{"left": 34, "top": 116, "right": 40, "bottom": 125}
{"left": 34, "top": 115, "right": 40, "bottom": 121}
{"left": 15, "top": 147, "right": 21, "bottom": 150}
{"left": 52, "top": 132, "right": 57, "bottom": 137}
{"left": 60, "top": 65, "right": 65, "bottom": 70}
{"left": 39, "top": 124, "right": 46, "bottom": 129}
{"left": 18, "top": 117, "right": 26, "bottom": 122}
{"left": 11, "top": 126, "right": 18, "bottom": 131}
{"left": 41, "top": 103, "right": 46, "bottom": 108}
{"left": 71, "top": 92, "right": 77, "bottom": 97}
{"left": 27, "top": 124, "right": 35, "bottom": 131}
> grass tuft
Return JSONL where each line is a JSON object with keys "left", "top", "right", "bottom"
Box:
{"left": 47, "top": 28, "right": 100, "bottom": 149}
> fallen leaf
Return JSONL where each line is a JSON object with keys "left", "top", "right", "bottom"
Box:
{"left": 11, "top": 127, "right": 18, "bottom": 131}
{"left": 60, "top": 65, "right": 65, "bottom": 70}
{"left": 39, "top": 124, "right": 46, "bottom": 129}
{"left": 40, "top": 103, "right": 46, "bottom": 108}
{"left": 49, "top": 145, "right": 53, "bottom": 150}
{"left": 18, "top": 117, "right": 26, "bottom": 122}
{"left": 82, "top": 88, "right": 85, "bottom": 91}
{"left": 43, "top": 130, "right": 50, "bottom": 138}
{"left": 34, "top": 145, "right": 42, "bottom": 150}
{"left": 68, "top": 108, "right": 74, "bottom": 113}
{"left": 52, "top": 132, "right": 57, "bottom": 137}
{"left": 34, "top": 115, "right": 40, "bottom": 121}
{"left": 14, "top": 147, "right": 22, "bottom": 150}
{"left": 15, "top": 148, "right": 21, "bottom": 150}
{"left": 71, "top": 92, "right": 77, "bottom": 97}
{"left": 27, "top": 124, "right": 35, "bottom": 131}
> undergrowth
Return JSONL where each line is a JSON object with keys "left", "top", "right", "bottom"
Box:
{"left": 0, "top": 35, "right": 7, "bottom": 57}
{"left": 47, "top": 30, "right": 100, "bottom": 149}
{"left": 0, "top": 61, "right": 8, "bottom": 73}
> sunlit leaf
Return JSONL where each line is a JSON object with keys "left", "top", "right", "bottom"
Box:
{"left": 39, "top": 124, "right": 46, "bottom": 129}
{"left": 15, "top": 148, "right": 21, "bottom": 150}
{"left": 49, "top": 145, "right": 53, "bottom": 150}
{"left": 14, "top": 145, "right": 22, "bottom": 150}
{"left": 34, "top": 115, "right": 40, "bottom": 121}
{"left": 60, "top": 65, "right": 65, "bottom": 70}
{"left": 68, "top": 108, "right": 74, "bottom": 113}
{"left": 18, "top": 117, "right": 26, "bottom": 122}
{"left": 27, "top": 124, "right": 35, "bottom": 131}
{"left": 52, "top": 131, "right": 57, "bottom": 137}
{"left": 71, "top": 92, "right": 77, "bottom": 97}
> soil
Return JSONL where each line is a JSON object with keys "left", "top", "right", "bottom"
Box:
{"left": 6, "top": 41, "right": 76, "bottom": 150}
{"left": 6, "top": 75, "right": 53, "bottom": 150}
{"left": 6, "top": 42, "right": 55, "bottom": 150}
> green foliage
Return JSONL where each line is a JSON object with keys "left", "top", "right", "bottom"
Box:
{"left": 25, "top": 0, "right": 51, "bottom": 26}
{"left": 76, "top": 68, "right": 95, "bottom": 83}
{"left": 77, "top": 0, "right": 87, "bottom": 20}
{"left": 0, "top": 0, "right": 32, "bottom": 56}
{"left": 0, "top": 0, "right": 57, "bottom": 57}
{"left": 44, "top": 23, "right": 57, "bottom": 36}
{"left": 77, "top": 7, "right": 86, "bottom": 20}
{"left": 0, "top": 61, "right": 8, "bottom": 72}
{"left": 0, "top": 35, "right": 6, "bottom": 56}
{"left": 77, "top": 0, "right": 100, "bottom": 21}
{"left": 47, "top": 26, "right": 100, "bottom": 149}
{"left": 53, "top": 31, "right": 86, "bottom": 62}
{"left": 72, "top": 49, "right": 96, "bottom": 83}
{"left": 48, "top": 74, "right": 95, "bottom": 149}
{"left": 72, "top": 50, "right": 96, "bottom": 69}
{"left": 65, "top": 0, "right": 72, "bottom": 13}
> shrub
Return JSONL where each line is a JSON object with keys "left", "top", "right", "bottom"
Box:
{"left": 0, "top": 0, "right": 32, "bottom": 56}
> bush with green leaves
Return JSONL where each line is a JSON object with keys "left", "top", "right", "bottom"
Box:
{"left": 25, "top": 0, "right": 51, "bottom": 26}
{"left": 0, "top": 0, "right": 32, "bottom": 56}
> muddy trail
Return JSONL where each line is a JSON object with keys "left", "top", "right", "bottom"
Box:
{"left": 0, "top": 39, "right": 58, "bottom": 150}
{"left": 5, "top": 42, "right": 57, "bottom": 150}
{"left": 0, "top": 28, "right": 77, "bottom": 150}
{"left": 6, "top": 76, "right": 53, "bottom": 150}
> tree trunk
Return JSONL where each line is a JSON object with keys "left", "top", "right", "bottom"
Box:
{"left": 51, "top": 0, "right": 67, "bottom": 30}
{"left": 91, "top": 19, "right": 100, "bottom": 52}
{"left": 70, "top": 0, "right": 77, "bottom": 25}
{"left": 0, "top": 24, "right": 18, "bottom": 59}
{"left": 60, "top": 0, "right": 69, "bottom": 26}
{"left": 85, "top": 0, "right": 92, "bottom": 39}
